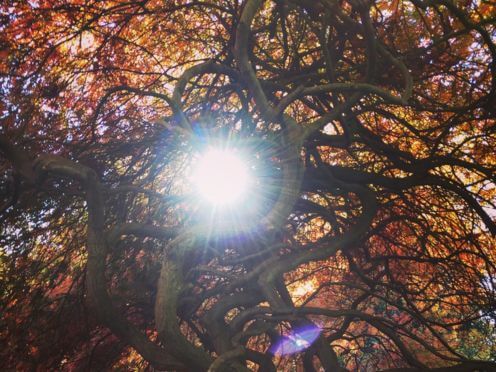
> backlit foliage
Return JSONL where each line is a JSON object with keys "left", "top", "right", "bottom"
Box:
{"left": 1, "top": 0, "right": 495, "bottom": 371}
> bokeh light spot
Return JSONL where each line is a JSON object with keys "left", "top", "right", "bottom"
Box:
{"left": 269, "top": 325, "right": 321, "bottom": 356}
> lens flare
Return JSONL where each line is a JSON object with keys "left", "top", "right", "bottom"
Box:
{"left": 192, "top": 148, "right": 250, "bottom": 206}
{"left": 269, "top": 325, "right": 321, "bottom": 356}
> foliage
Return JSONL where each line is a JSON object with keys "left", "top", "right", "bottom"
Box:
{"left": 1, "top": 0, "right": 496, "bottom": 370}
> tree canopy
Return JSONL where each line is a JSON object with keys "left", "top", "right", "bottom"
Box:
{"left": 1, "top": 0, "right": 496, "bottom": 370}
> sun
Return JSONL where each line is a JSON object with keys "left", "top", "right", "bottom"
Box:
{"left": 192, "top": 148, "right": 251, "bottom": 206}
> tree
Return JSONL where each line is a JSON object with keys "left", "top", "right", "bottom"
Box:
{"left": 1, "top": 0, "right": 496, "bottom": 370}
